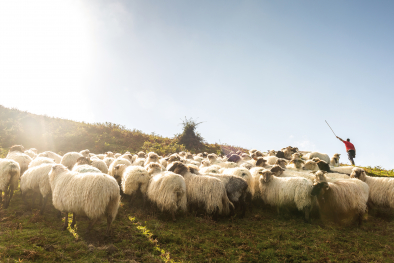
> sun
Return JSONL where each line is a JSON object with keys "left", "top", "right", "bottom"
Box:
{"left": 0, "top": 0, "right": 95, "bottom": 122}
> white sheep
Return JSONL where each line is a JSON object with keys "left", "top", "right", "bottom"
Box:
{"left": 265, "top": 156, "right": 278, "bottom": 166}
{"left": 305, "top": 152, "right": 330, "bottom": 164}
{"left": 146, "top": 163, "right": 187, "bottom": 221}
{"left": 79, "top": 149, "right": 90, "bottom": 158}
{"left": 6, "top": 145, "right": 32, "bottom": 175}
{"left": 72, "top": 164, "right": 102, "bottom": 174}
{"left": 24, "top": 149, "right": 37, "bottom": 159}
{"left": 91, "top": 158, "right": 109, "bottom": 174}
{"left": 20, "top": 163, "right": 53, "bottom": 213}
{"left": 121, "top": 166, "right": 151, "bottom": 206}
{"left": 60, "top": 152, "right": 84, "bottom": 170}
{"left": 259, "top": 170, "right": 313, "bottom": 222}
{"left": 351, "top": 167, "right": 394, "bottom": 209}
{"left": 312, "top": 170, "right": 369, "bottom": 225}
{"left": 28, "top": 157, "right": 55, "bottom": 169}
{"left": 222, "top": 167, "right": 255, "bottom": 197}
{"left": 144, "top": 152, "right": 160, "bottom": 167}
{"left": 37, "top": 151, "right": 62, "bottom": 163}
{"left": 330, "top": 153, "right": 341, "bottom": 167}
{"left": 205, "top": 171, "right": 249, "bottom": 218}
{"left": 105, "top": 152, "right": 115, "bottom": 158}
{"left": 0, "top": 158, "right": 20, "bottom": 208}
{"left": 108, "top": 158, "right": 132, "bottom": 184}
{"left": 250, "top": 167, "right": 266, "bottom": 201}
{"left": 104, "top": 157, "right": 115, "bottom": 168}
{"left": 169, "top": 162, "right": 233, "bottom": 218}
{"left": 200, "top": 165, "right": 221, "bottom": 174}
{"left": 49, "top": 164, "right": 120, "bottom": 234}
{"left": 331, "top": 166, "right": 355, "bottom": 175}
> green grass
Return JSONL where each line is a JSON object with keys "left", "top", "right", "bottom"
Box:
{"left": 2, "top": 181, "right": 394, "bottom": 263}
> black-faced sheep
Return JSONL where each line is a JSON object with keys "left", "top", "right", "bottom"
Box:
{"left": 312, "top": 170, "right": 369, "bottom": 225}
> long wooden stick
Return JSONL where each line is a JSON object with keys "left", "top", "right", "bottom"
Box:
{"left": 325, "top": 120, "right": 337, "bottom": 137}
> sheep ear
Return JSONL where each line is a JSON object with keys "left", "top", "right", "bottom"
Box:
{"left": 115, "top": 165, "right": 121, "bottom": 170}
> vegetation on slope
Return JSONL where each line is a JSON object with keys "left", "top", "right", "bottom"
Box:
{"left": 0, "top": 105, "right": 223, "bottom": 156}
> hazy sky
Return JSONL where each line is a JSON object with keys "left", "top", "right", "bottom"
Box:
{"left": 1, "top": 0, "right": 393, "bottom": 168}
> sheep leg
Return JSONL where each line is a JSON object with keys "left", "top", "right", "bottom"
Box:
{"left": 31, "top": 194, "right": 36, "bottom": 208}
{"left": 106, "top": 218, "right": 112, "bottom": 236}
{"left": 40, "top": 196, "right": 48, "bottom": 215}
{"left": 62, "top": 213, "right": 69, "bottom": 230}
{"left": 22, "top": 191, "right": 30, "bottom": 209}
{"left": 0, "top": 190, "right": 2, "bottom": 203}
{"left": 171, "top": 210, "right": 176, "bottom": 222}
{"left": 86, "top": 218, "right": 98, "bottom": 234}
{"left": 358, "top": 212, "right": 364, "bottom": 226}
{"left": 240, "top": 197, "right": 247, "bottom": 218}
{"left": 57, "top": 211, "right": 62, "bottom": 218}
{"left": 4, "top": 183, "right": 13, "bottom": 209}
{"left": 70, "top": 213, "right": 77, "bottom": 228}
{"left": 304, "top": 206, "right": 311, "bottom": 223}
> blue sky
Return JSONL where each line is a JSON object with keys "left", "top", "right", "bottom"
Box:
{"left": 1, "top": 0, "right": 393, "bottom": 168}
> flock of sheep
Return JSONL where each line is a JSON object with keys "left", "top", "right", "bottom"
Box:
{"left": 1, "top": 145, "right": 393, "bottom": 235}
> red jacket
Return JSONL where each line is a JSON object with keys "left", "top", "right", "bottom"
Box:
{"left": 343, "top": 141, "right": 355, "bottom": 151}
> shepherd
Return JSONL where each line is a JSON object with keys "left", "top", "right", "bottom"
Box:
{"left": 336, "top": 136, "right": 356, "bottom": 166}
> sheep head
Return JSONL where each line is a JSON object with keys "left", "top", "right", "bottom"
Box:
{"left": 10, "top": 145, "right": 25, "bottom": 152}
{"left": 268, "top": 150, "right": 276, "bottom": 156}
{"left": 270, "top": 165, "right": 285, "bottom": 176}
{"left": 259, "top": 170, "right": 273, "bottom": 183}
{"left": 275, "top": 158, "right": 288, "bottom": 168}
{"left": 76, "top": 157, "right": 91, "bottom": 166}
{"left": 147, "top": 163, "right": 162, "bottom": 175}
{"left": 137, "top": 151, "right": 146, "bottom": 158}
{"left": 241, "top": 153, "right": 252, "bottom": 161}
{"left": 314, "top": 170, "right": 328, "bottom": 183}
{"left": 255, "top": 157, "right": 267, "bottom": 167}
{"left": 80, "top": 149, "right": 90, "bottom": 157}
{"left": 303, "top": 160, "right": 318, "bottom": 171}
{"left": 241, "top": 162, "right": 253, "bottom": 170}
{"left": 350, "top": 168, "right": 367, "bottom": 181}
{"left": 311, "top": 182, "right": 329, "bottom": 197}
{"left": 187, "top": 165, "right": 199, "bottom": 174}
{"left": 228, "top": 154, "right": 241, "bottom": 163}
{"left": 168, "top": 161, "right": 188, "bottom": 176}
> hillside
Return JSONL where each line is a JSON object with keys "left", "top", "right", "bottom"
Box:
{"left": 0, "top": 105, "right": 229, "bottom": 157}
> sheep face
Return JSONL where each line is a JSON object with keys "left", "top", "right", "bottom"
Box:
{"left": 241, "top": 162, "right": 253, "bottom": 170}
{"left": 228, "top": 154, "right": 241, "bottom": 163}
{"left": 168, "top": 161, "right": 188, "bottom": 176}
{"left": 314, "top": 170, "right": 328, "bottom": 183}
{"left": 186, "top": 153, "right": 193, "bottom": 159}
{"left": 137, "top": 151, "right": 146, "bottom": 158}
{"left": 80, "top": 150, "right": 90, "bottom": 157}
{"left": 10, "top": 145, "right": 25, "bottom": 152}
{"left": 75, "top": 157, "right": 91, "bottom": 166}
{"left": 147, "top": 163, "right": 162, "bottom": 175}
{"left": 303, "top": 160, "right": 318, "bottom": 171}
{"left": 350, "top": 168, "right": 367, "bottom": 181}
{"left": 292, "top": 153, "right": 301, "bottom": 159}
{"left": 255, "top": 157, "right": 267, "bottom": 167}
{"left": 275, "top": 158, "right": 288, "bottom": 168}
{"left": 312, "top": 157, "right": 321, "bottom": 162}
{"left": 259, "top": 170, "right": 273, "bottom": 183}
{"left": 268, "top": 150, "right": 276, "bottom": 156}
{"left": 270, "top": 165, "right": 285, "bottom": 176}
{"left": 207, "top": 154, "right": 217, "bottom": 162}
{"left": 311, "top": 182, "right": 330, "bottom": 197}
{"left": 241, "top": 154, "right": 252, "bottom": 161}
